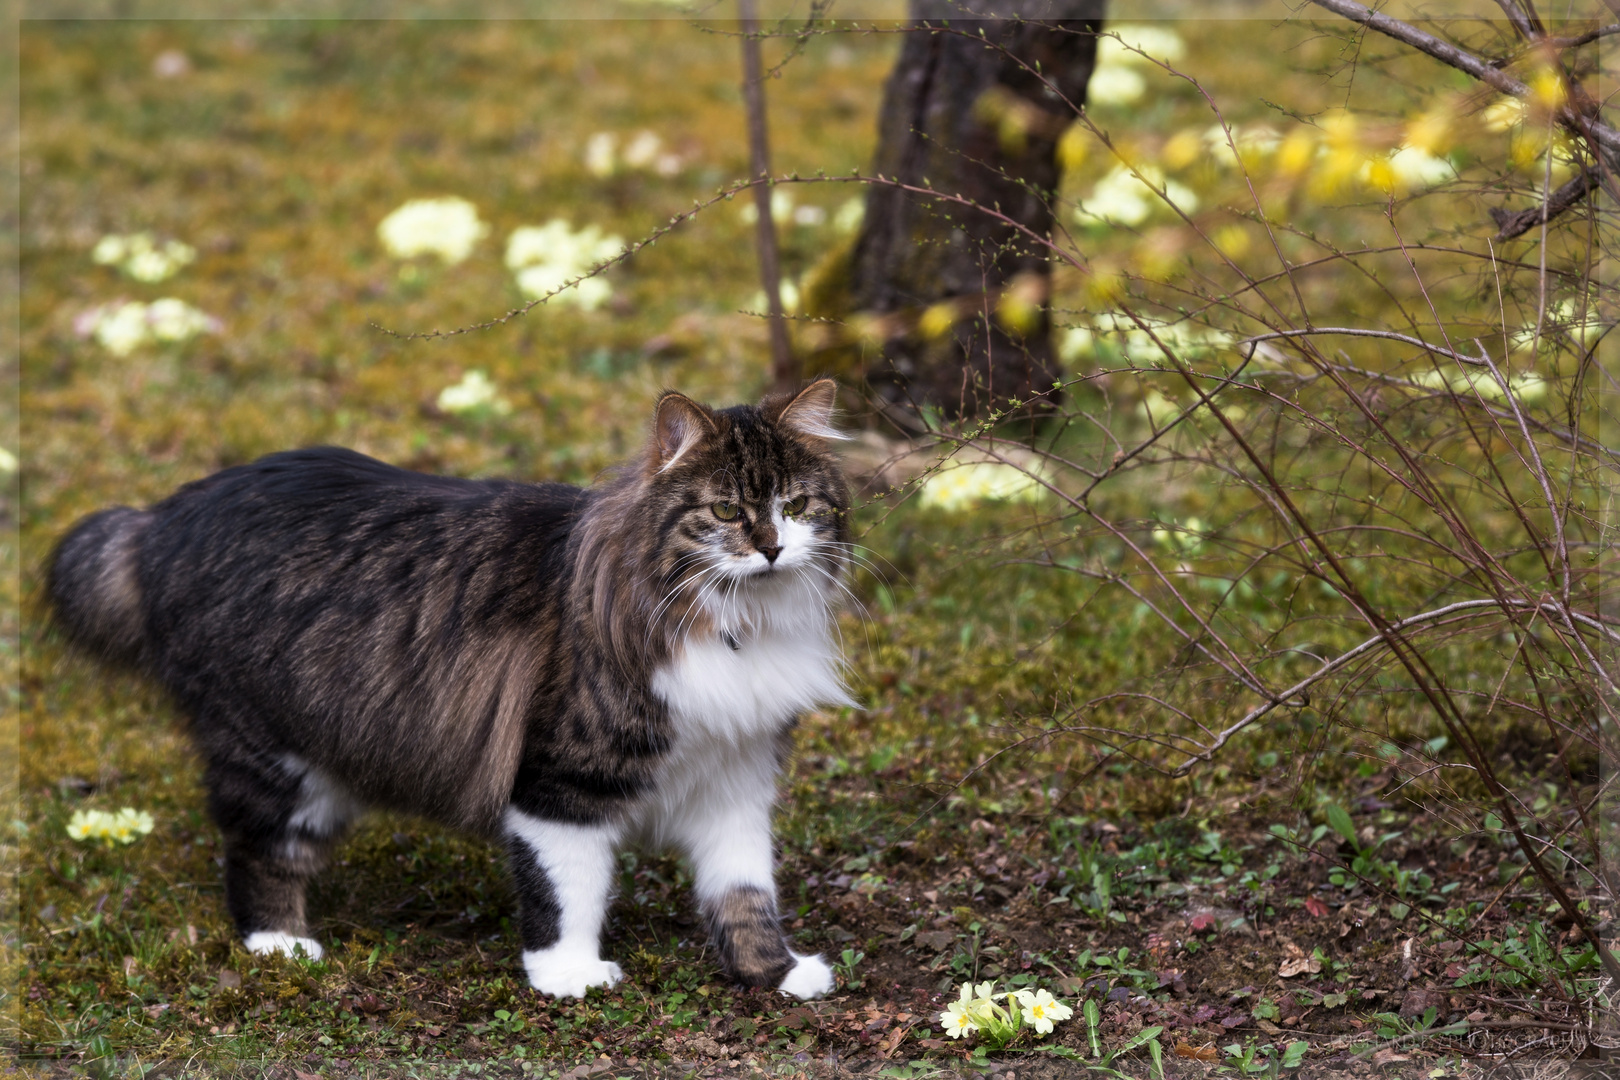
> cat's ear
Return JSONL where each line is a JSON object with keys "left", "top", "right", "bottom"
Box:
{"left": 774, "top": 378, "right": 846, "bottom": 441}
{"left": 653, "top": 391, "right": 718, "bottom": 471}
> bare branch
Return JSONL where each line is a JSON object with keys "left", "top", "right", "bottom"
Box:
{"left": 1241, "top": 327, "right": 1489, "bottom": 366}
{"left": 1171, "top": 598, "right": 1618, "bottom": 776}
{"left": 1491, "top": 168, "right": 1603, "bottom": 240}
{"left": 1306, "top": 0, "right": 1620, "bottom": 154}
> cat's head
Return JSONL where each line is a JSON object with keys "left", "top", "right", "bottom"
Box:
{"left": 639, "top": 379, "right": 852, "bottom": 611}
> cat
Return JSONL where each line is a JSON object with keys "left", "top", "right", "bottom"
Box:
{"left": 46, "top": 378, "right": 854, "bottom": 1000}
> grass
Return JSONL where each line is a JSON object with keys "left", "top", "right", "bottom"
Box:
{"left": 15, "top": 9, "right": 1611, "bottom": 1079}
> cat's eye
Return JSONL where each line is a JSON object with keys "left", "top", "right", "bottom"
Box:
{"left": 712, "top": 501, "right": 741, "bottom": 521}
{"left": 783, "top": 496, "right": 809, "bottom": 517}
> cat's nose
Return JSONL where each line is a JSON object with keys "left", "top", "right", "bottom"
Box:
{"left": 759, "top": 545, "right": 782, "bottom": 564}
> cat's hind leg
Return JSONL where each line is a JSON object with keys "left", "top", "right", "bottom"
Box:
{"left": 208, "top": 752, "right": 357, "bottom": 961}
{"left": 503, "top": 809, "right": 624, "bottom": 997}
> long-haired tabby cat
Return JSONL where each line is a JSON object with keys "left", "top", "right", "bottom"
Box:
{"left": 47, "top": 379, "right": 853, "bottom": 999}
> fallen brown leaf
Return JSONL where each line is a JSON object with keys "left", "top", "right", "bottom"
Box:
{"left": 1174, "top": 1041, "right": 1218, "bottom": 1061}
{"left": 1278, "top": 941, "right": 1322, "bottom": 978}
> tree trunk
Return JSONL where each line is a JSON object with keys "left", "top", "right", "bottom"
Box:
{"left": 849, "top": 0, "right": 1102, "bottom": 420}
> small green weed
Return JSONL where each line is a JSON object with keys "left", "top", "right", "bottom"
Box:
{"left": 834, "top": 947, "right": 866, "bottom": 989}
{"left": 1222, "top": 1038, "right": 1309, "bottom": 1076}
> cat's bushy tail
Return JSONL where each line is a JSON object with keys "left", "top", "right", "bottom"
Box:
{"left": 47, "top": 507, "right": 152, "bottom": 664}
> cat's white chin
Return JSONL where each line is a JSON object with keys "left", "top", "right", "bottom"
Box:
{"left": 523, "top": 945, "right": 623, "bottom": 998}
{"left": 778, "top": 952, "right": 834, "bottom": 999}
{"left": 243, "top": 931, "right": 323, "bottom": 960}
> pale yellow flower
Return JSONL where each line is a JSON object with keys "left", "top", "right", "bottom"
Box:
{"left": 1014, "top": 988, "right": 1073, "bottom": 1035}
{"left": 1482, "top": 98, "right": 1527, "bottom": 132}
{"left": 918, "top": 462, "right": 1045, "bottom": 512}
{"left": 940, "top": 984, "right": 982, "bottom": 1039}
{"left": 437, "top": 370, "right": 511, "bottom": 416}
{"left": 378, "top": 197, "right": 489, "bottom": 264}
{"left": 506, "top": 220, "right": 625, "bottom": 310}
{"left": 92, "top": 232, "right": 196, "bottom": 282}
{"left": 67, "top": 808, "right": 155, "bottom": 846}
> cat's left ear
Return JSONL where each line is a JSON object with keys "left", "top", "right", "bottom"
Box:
{"left": 774, "top": 379, "right": 847, "bottom": 441}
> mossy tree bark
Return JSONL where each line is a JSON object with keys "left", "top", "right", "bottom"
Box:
{"left": 849, "top": 0, "right": 1102, "bottom": 420}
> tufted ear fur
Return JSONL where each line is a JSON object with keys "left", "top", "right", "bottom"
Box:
{"left": 773, "top": 379, "right": 846, "bottom": 441}
{"left": 652, "top": 391, "right": 718, "bottom": 471}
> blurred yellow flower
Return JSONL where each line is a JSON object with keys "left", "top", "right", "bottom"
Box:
{"left": 833, "top": 197, "right": 865, "bottom": 233}
{"left": 1530, "top": 69, "right": 1566, "bottom": 110}
{"left": 1087, "top": 66, "right": 1146, "bottom": 106}
{"left": 75, "top": 299, "right": 220, "bottom": 355}
{"left": 1511, "top": 127, "right": 1550, "bottom": 172}
{"left": 378, "top": 197, "right": 489, "bottom": 264}
{"left": 996, "top": 274, "right": 1045, "bottom": 337}
{"left": 1482, "top": 98, "right": 1527, "bottom": 132}
{"left": 437, "top": 370, "right": 511, "bottom": 415}
{"left": 587, "top": 129, "right": 683, "bottom": 178}
{"left": 506, "top": 220, "right": 625, "bottom": 310}
{"left": 1097, "top": 24, "right": 1186, "bottom": 66}
{"left": 1404, "top": 108, "right": 1453, "bottom": 156}
{"left": 1376, "top": 146, "right": 1456, "bottom": 193}
{"left": 67, "top": 807, "right": 155, "bottom": 847}
{"left": 1076, "top": 164, "right": 1197, "bottom": 227}
{"left": 1161, "top": 128, "right": 1204, "bottom": 171}
{"left": 1212, "top": 224, "right": 1251, "bottom": 259}
{"left": 1058, "top": 326, "right": 1094, "bottom": 363}
{"left": 1057, "top": 124, "right": 1091, "bottom": 173}
{"left": 621, "top": 129, "right": 663, "bottom": 169}
{"left": 1275, "top": 128, "right": 1317, "bottom": 177}
{"left": 1310, "top": 145, "right": 1369, "bottom": 199}
{"left": 584, "top": 132, "right": 617, "bottom": 177}
{"left": 918, "top": 301, "right": 958, "bottom": 340}
{"left": 738, "top": 189, "right": 795, "bottom": 226}
{"left": 92, "top": 232, "right": 196, "bottom": 282}
{"left": 918, "top": 460, "right": 1045, "bottom": 511}
{"left": 748, "top": 279, "right": 800, "bottom": 314}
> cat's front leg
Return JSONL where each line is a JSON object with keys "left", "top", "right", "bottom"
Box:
{"left": 675, "top": 766, "right": 834, "bottom": 999}
{"left": 503, "top": 808, "right": 623, "bottom": 998}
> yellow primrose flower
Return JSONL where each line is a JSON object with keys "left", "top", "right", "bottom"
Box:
{"left": 1015, "top": 988, "right": 1074, "bottom": 1035}
{"left": 917, "top": 461, "right": 1045, "bottom": 512}
{"left": 940, "top": 983, "right": 982, "bottom": 1039}
{"left": 506, "top": 220, "right": 625, "bottom": 310}
{"left": 437, "top": 370, "right": 512, "bottom": 416}
{"left": 378, "top": 197, "right": 489, "bottom": 264}
{"left": 66, "top": 808, "right": 155, "bottom": 846}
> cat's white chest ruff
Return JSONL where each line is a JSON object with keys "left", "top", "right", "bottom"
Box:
{"left": 651, "top": 625, "right": 849, "bottom": 742}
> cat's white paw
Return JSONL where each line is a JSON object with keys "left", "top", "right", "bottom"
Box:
{"left": 523, "top": 948, "right": 622, "bottom": 998}
{"left": 778, "top": 952, "right": 834, "bottom": 999}
{"left": 244, "top": 931, "right": 324, "bottom": 960}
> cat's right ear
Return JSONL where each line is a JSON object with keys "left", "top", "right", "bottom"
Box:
{"left": 652, "top": 391, "right": 718, "bottom": 472}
